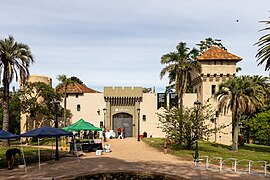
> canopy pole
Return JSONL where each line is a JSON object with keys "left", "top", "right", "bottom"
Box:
{"left": 51, "top": 138, "right": 54, "bottom": 159}
{"left": 38, "top": 138, "right": 41, "bottom": 170}
{"left": 74, "top": 136, "right": 79, "bottom": 163}
{"left": 20, "top": 140, "right": 27, "bottom": 173}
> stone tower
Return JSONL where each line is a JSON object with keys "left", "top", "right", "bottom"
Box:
{"left": 20, "top": 75, "right": 52, "bottom": 133}
{"left": 191, "top": 46, "right": 242, "bottom": 145}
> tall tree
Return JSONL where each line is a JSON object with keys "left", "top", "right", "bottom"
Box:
{"left": 214, "top": 76, "right": 269, "bottom": 150}
{"left": 0, "top": 36, "right": 34, "bottom": 145}
{"left": 255, "top": 20, "right": 270, "bottom": 71}
{"left": 20, "top": 82, "right": 64, "bottom": 128}
{"left": 160, "top": 42, "right": 201, "bottom": 110}
{"left": 0, "top": 89, "right": 21, "bottom": 134}
{"left": 196, "top": 37, "right": 227, "bottom": 55}
{"left": 70, "top": 76, "right": 84, "bottom": 85}
{"left": 158, "top": 104, "right": 215, "bottom": 149}
{"left": 56, "top": 75, "right": 75, "bottom": 127}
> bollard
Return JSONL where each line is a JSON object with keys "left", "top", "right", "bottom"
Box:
{"left": 164, "top": 138, "right": 168, "bottom": 154}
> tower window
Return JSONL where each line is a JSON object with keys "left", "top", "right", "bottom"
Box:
{"left": 211, "top": 85, "right": 216, "bottom": 95}
{"left": 77, "top": 104, "right": 81, "bottom": 111}
{"left": 142, "top": 115, "right": 146, "bottom": 122}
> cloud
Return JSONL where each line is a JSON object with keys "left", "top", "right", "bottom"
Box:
{"left": 1, "top": 0, "right": 270, "bottom": 91}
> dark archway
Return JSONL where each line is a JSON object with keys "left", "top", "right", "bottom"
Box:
{"left": 113, "top": 113, "right": 133, "bottom": 137}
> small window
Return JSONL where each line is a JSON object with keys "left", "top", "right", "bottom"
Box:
{"left": 142, "top": 115, "right": 146, "bottom": 122}
{"left": 100, "top": 121, "right": 103, "bottom": 128}
{"left": 76, "top": 94, "right": 79, "bottom": 98}
{"left": 211, "top": 85, "right": 216, "bottom": 95}
{"left": 77, "top": 104, "right": 81, "bottom": 111}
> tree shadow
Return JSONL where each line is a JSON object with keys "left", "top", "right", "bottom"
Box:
{"left": 0, "top": 155, "right": 264, "bottom": 180}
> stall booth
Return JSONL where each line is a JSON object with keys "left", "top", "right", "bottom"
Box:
{"left": 63, "top": 119, "right": 103, "bottom": 152}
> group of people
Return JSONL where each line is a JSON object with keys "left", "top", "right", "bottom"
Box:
{"left": 117, "top": 127, "right": 126, "bottom": 139}
{"left": 101, "top": 127, "right": 126, "bottom": 141}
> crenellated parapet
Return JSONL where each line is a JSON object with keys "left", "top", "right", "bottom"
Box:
{"left": 104, "top": 87, "right": 142, "bottom": 106}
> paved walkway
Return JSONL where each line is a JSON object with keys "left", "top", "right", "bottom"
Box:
{"left": 0, "top": 138, "right": 269, "bottom": 179}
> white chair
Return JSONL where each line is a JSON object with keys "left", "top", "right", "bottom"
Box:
{"left": 118, "top": 132, "right": 123, "bottom": 139}
{"left": 104, "top": 143, "right": 111, "bottom": 153}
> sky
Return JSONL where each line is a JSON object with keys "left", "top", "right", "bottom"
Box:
{"left": 1, "top": 0, "right": 270, "bottom": 92}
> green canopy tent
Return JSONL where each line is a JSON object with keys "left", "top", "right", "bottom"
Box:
{"left": 63, "top": 118, "right": 102, "bottom": 132}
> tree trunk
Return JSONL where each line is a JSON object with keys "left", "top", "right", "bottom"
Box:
{"left": 232, "top": 117, "right": 239, "bottom": 150}
{"left": 2, "top": 69, "right": 10, "bottom": 147}
{"left": 232, "top": 101, "right": 239, "bottom": 151}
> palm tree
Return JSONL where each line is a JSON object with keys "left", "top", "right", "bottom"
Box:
{"left": 160, "top": 42, "right": 202, "bottom": 110}
{"left": 0, "top": 36, "right": 34, "bottom": 145}
{"left": 255, "top": 20, "right": 270, "bottom": 71}
{"left": 214, "top": 76, "right": 269, "bottom": 150}
{"left": 196, "top": 37, "right": 227, "bottom": 55}
{"left": 56, "top": 75, "right": 75, "bottom": 127}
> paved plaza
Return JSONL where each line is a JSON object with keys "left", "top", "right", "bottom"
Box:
{"left": 0, "top": 138, "right": 269, "bottom": 180}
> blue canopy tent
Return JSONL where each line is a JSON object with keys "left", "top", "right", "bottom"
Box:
{"left": 0, "top": 130, "right": 19, "bottom": 139}
{"left": 20, "top": 126, "right": 72, "bottom": 138}
{"left": 20, "top": 126, "right": 73, "bottom": 171}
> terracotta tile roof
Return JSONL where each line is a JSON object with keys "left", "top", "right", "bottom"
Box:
{"left": 57, "top": 83, "right": 100, "bottom": 94}
{"left": 198, "top": 46, "right": 242, "bottom": 61}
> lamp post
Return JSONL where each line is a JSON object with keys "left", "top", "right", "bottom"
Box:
{"left": 103, "top": 108, "right": 107, "bottom": 128}
{"left": 103, "top": 108, "right": 107, "bottom": 142}
{"left": 53, "top": 100, "right": 60, "bottom": 161}
{"left": 194, "top": 99, "right": 201, "bottom": 164}
{"left": 25, "top": 110, "right": 30, "bottom": 144}
{"left": 137, "top": 108, "right": 141, "bottom": 142}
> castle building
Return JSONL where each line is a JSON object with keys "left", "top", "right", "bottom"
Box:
{"left": 21, "top": 46, "right": 242, "bottom": 145}
{"left": 191, "top": 46, "right": 242, "bottom": 144}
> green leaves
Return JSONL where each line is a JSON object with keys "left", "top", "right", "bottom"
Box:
{"left": 160, "top": 41, "right": 202, "bottom": 109}
{"left": 157, "top": 104, "right": 215, "bottom": 149}
{"left": 245, "top": 110, "right": 270, "bottom": 145}
{"left": 214, "top": 75, "right": 270, "bottom": 150}
{"left": 255, "top": 20, "right": 270, "bottom": 71}
{"left": 20, "top": 82, "right": 64, "bottom": 128}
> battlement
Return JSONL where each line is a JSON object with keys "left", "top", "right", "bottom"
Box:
{"left": 104, "top": 86, "right": 142, "bottom": 98}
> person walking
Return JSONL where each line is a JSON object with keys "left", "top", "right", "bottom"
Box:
{"left": 103, "top": 128, "right": 106, "bottom": 142}
{"left": 117, "top": 127, "right": 121, "bottom": 138}
{"left": 122, "top": 127, "right": 126, "bottom": 138}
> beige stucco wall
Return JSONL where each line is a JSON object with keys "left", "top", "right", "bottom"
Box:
{"left": 200, "top": 61, "right": 237, "bottom": 75}
{"left": 27, "top": 74, "right": 52, "bottom": 86}
{"left": 65, "top": 93, "right": 106, "bottom": 128}
{"left": 191, "top": 60, "right": 237, "bottom": 145}
{"left": 64, "top": 90, "right": 198, "bottom": 138}
{"left": 140, "top": 93, "right": 164, "bottom": 138}
{"left": 140, "top": 93, "right": 198, "bottom": 138}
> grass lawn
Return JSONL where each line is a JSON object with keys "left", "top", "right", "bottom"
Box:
{"left": 0, "top": 138, "right": 68, "bottom": 169}
{"left": 142, "top": 138, "right": 270, "bottom": 163}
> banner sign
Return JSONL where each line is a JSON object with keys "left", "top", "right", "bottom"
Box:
{"left": 169, "top": 93, "right": 178, "bottom": 108}
{"left": 157, "top": 93, "right": 166, "bottom": 109}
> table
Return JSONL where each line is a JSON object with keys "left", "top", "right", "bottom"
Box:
{"left": 69, "top": 142, "right": 102, "bottom": 152}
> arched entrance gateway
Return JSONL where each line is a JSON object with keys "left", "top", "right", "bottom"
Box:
{"left": 113, "top": 113, "right": 133, "bottom": 137}
{"left": 104, "top": 87, "right": 143, "bottom": 138}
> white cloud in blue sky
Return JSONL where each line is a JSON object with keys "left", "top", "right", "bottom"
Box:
{"left": 1, "top": 0, "right": 269, "bottom": 92}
